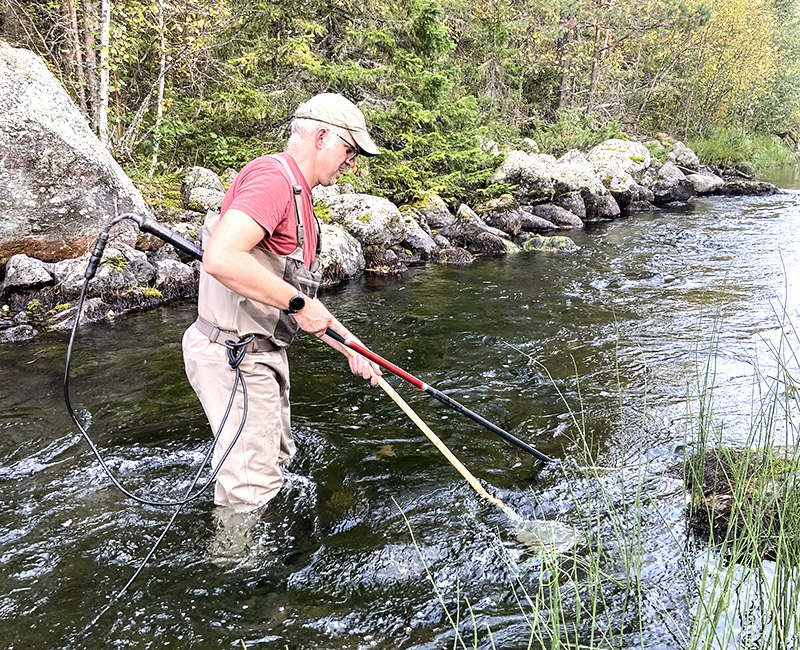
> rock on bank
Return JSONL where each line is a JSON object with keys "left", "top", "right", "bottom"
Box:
{"left": 0, "top": 40, "right": 147, "bottom": 264}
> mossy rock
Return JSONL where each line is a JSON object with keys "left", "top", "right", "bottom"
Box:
{"left": 682, "top": 446, "right": 800, "bottom": 561}
{"left": 314, "top": 202, "right": 333, "bottom": 224}
{"left": 522, "top": 235, "right": 579, "bottom": 253}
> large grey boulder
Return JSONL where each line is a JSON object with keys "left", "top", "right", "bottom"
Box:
{"left": 453, "top": 204, "right": 510, "bottom": 255}
{"left": 319, "top": 223, "right": 366, "bottom": 286}
{"left": 154, "top": 258, "right": 196, "bottom": 300}
{"left": 551, "top": 149, "right": 606, "bottom": 196}
{"left": 686, "top": 171, "right": 725, "bottom": 194}
{"left": 649, "top": 161, "right": 697, "bottom": 205}
{"left": 668, "top": 141, "right": 701, "bottom": 170}
{"left": 553, "top": 192, "right": 587, "bottom": 220}
{"left": 0, "top": 41, "right": 149, "bottom": 264}
{"left": 582, "top": 190, "right": 621, "bottom": 221}
{"left": 587, "top": 139, "right": 652, "bottom": 177}
{"left": 2, "top": 254, "right": 53, "bottom": 293}
{"left": 323, "top": 194, "right": 406, "bottom": 248}
{"left": 400, "top": 210, "right": 439, "bottom": 259}
{"left": 437, "top": 247, "right": 475, "bottom": 265}
{"left": 52, "top": 244, "right": 141, "bottom": 300}
{"left": 529, "top": 204, "right": 584, "bottom": 229}
{"left": 519, "top": 209, "right": 557, "bottom": 232}
{"left": 473, "top": 196, "right": 523, "bottom": 236}
{"left": 46, "top": 297, "right": 113, "bottom": 332}
{"left": 492, "top": 151, "right": 556, "bottom": 203}
{"left": 113, "top": 242, "right": 156, "bottom": 285}
{"left": 2, "top": 324, "right": 38, "bottom": 343}
{"left": 182, "top": 166, "right": 226, "bottom": 212}
{"left": 416, "top": 192, "right": 456, "bottom": 232}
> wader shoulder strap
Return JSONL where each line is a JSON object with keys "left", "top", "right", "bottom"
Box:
{"left": 271, "top": 154, "right": 306, "bottom": 250}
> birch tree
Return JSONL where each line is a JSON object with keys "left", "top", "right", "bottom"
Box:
{"left": 97, "top": 0, "right": 110, "bottom": 146}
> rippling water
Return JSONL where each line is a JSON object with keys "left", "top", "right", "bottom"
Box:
{"left": 2, "top": 172, "right": 799, "bottom": 649}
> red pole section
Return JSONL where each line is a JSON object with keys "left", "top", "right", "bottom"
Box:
{"left": 325, "top": 329, "right": 425, "bottom": 390}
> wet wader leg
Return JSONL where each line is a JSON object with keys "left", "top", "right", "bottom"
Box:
{"left": 182, "top": 326, "right": 294, "bottom": 511}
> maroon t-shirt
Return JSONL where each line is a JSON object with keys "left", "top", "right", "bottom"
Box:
{"left": 220, "top": 153, "right": 317, "bottom": 269}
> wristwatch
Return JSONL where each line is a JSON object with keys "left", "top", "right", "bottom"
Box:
{"left": 283, "top": 291, "right": 306, "bottom": 315}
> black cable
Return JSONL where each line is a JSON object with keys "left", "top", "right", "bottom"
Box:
{"left": 65, "top": 215, "right": 260, "bottom": 638}
{"left": 114, "top": 335, "right": 253, "bottom": 598}
{"left": 63, "top": 215, "right": 254, "bottom": 507}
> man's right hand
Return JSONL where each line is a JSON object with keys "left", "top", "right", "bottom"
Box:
{"left": 292, "top": 296, "right": 337, "bottom": 337}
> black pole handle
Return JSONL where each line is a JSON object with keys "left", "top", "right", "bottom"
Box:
{"left": 138, "top": 216, "right": 204, "bottom": 261}
{"left": 84, "top": 230, "right": 109, "bottom": 280}
{"left": 326, "top": 328, "right": 556, "bottom": 464}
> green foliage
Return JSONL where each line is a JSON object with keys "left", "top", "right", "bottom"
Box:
{"left": 643, "top": 141, "right": 669, "bottom": 165}
{"left": 525, "top": 109, "right": 623, "bottom": 157}
{"left": 10, "top": 0, "right": 800, "bottom": 211}
{"left": 367, "top": 93, "right": 506, "bottom": 207}
{"left": 126, "top": 168, "right": 186, "bottom": 214}
{"left": 688, "top": 128, "right": 796, "bottom": 173}
{"left": 26, "top": 299, "right": 42, "bottom": 315}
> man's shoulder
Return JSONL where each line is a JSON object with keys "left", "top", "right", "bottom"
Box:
{"left": 236, "top": 154, "right": 294, "bottom": 189}
{"left": 239, "top": 153, "right": 288, "bottom": 174}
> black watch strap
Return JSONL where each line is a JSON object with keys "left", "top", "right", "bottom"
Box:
{"left": 283, "top": 291, "right": 306, "bottom": 315}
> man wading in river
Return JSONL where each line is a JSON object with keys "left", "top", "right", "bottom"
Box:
{"left": 182, "top": 93, "right": 381, "bottom": 513}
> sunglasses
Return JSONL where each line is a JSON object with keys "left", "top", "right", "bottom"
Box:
{"left": 334, "top": 132, "right": 360, "bottom": 162}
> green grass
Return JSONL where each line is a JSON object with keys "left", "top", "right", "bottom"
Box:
{"left": 687, "top": 128, "right": 797, "bottom": 175}
{"left": 406, "top": 302, "right": 800, "bottom": 649}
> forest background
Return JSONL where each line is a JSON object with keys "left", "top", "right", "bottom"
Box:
{"left": 3, "top": 0, "right": 800, "bottom": 211}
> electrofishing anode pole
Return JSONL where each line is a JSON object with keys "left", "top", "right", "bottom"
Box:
{"left": 130, "top": 215, "right": 555, "bottom": 465}
{"left": 324, "top": 329, "right": 555, "bottom": 464}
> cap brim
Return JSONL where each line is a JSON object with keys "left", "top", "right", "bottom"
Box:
{"left": 351, "top": 129, "right": 380, "bottom": 157}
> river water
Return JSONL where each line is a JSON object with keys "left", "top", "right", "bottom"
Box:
{"left": 2, "top": 172, "right": 799, "bottom": 649}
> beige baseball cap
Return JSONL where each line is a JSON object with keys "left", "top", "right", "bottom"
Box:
{"left": 294, "top": 93, "right": 380, "bottom": 156}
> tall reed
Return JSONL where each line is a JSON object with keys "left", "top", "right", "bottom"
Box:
{"left": 408, "top": 303, "right": 800, "bottom": 649}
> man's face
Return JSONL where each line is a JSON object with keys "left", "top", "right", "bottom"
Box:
{"left": 320, "top": 129, "right": 359, "bottom": 186}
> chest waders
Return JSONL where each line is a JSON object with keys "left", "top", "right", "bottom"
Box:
{"left": 183, "top": 154, "right": 323, "bottom": 510}
{"left": 195, "top": 154, "right": 322, "bottom": 349}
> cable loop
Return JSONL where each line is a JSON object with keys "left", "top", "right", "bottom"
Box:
{"left": 226, "top": 334, "right": 254, "bottom": 368}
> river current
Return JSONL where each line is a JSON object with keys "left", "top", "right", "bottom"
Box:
{"left": 1, "top": 171, "right": 799, "bottom": 649}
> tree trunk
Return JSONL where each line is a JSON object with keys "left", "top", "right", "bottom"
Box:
{"left": 149, "top": 0, "right": 167, "bottom": 177}
{"left": 97, "top": 0, "right": 111, "bottom": 146}
{"left": 682, "top": 27, "right": 709, "bottom": 137}
{"left": 587, "top": 1, "right": 611, "bottom": 113}
{"left": 82, "top": 0, "right": 99, "bottom": 133}
{"left": 587, "top": 24, "right": 601, "bottom": 112}
{"left": 63, "top": 0, "right": 88, "bottom": 117}
{"left": 557, "top": 3, "right": 577, "bottom": 110}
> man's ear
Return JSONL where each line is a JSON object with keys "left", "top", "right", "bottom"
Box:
{"left": 314, "top": 127, "right": 328, "bottom": 151}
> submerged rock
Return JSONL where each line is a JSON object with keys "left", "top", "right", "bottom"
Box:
{"left": 528, "top": 203, "right": 584, "bottom": 229}
{"left": 2, "top": 323, "right": 37, "bottom": 343}
{"left": 522, "top": 234, "right": 579, "bottom": 253}
{"left": 437, "top": 247, "right": 475, "bottom": 265}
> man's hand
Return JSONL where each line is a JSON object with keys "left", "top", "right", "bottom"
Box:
{"left": 292, "top": 296, "right": 337, "bottom": 337}
{"left": 303, "top": 310, "right": 382, "bottom": 385}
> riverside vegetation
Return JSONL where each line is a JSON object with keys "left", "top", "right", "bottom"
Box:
{"left": 3, "top": 0, "right": 800, "bottom": 209}
{"left": 419, "top": 303, "right": 800, "bottom": 649}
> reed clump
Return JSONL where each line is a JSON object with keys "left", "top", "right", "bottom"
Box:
{"left": 683, "top": 445, "right": 800, "bottom": 562}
